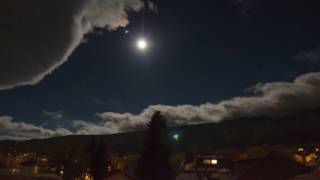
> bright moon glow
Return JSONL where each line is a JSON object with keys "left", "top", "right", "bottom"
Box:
{"left": 137, "top": 38, "right": 148, "bottom": 50}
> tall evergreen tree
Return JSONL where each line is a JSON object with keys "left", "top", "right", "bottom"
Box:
{"left": 137, "top": 111, "right": 175, "bottom": 180}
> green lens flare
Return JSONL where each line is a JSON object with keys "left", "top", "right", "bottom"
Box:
{"left": 173, "top": 134, "right": 179, "bottom": 141}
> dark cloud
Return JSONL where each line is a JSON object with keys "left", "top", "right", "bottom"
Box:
{"left": 0, "top": 0, "right": 143, "bottom": 90}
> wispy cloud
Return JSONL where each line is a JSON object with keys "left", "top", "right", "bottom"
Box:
{"left": 43, "top": 110, "right": 64, "bottom": 120}
{"left": 294, "top": 47, "right": 320, "bottom": 63}
{"left": 147, "top": 0, "right": 158, "bottom": 12}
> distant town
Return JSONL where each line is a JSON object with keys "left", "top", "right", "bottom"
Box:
{"left": 0, "top": 142, "right": 320, "bottom": 179}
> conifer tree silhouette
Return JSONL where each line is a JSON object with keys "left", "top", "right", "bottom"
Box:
{"left": 137, "top": 111, "right": 175, "bottom": 180}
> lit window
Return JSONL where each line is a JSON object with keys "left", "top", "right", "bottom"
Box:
{"left": 203, "top": 159, "right": 218, "bottom": 165}
{"left": 211, "top": 159, "right": 218, "bottom": 165}
{"left": 107, "top": 166, "right": 112, "bottom": 172}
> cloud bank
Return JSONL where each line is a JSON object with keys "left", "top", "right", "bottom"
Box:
{"left": 2, "top": 72, "right": 320, "bottom": 140}
{"left": 0, "top": 0, "right": 144, "bottom": 90}
{"left": 93, "top": 72, "right": 320, "bottom": 133}
{"left": 0, "top": 116, "right": 72, "bottom": 140}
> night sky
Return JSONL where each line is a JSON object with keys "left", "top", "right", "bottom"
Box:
{"left": 1, "top": 0, "right": 320, "bottom": 139}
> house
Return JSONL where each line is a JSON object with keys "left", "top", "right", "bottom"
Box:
{"left": 293, "top": 147, "right": 320, "bottom": 167}
{"left": 231, "top": 153, "right": 312, "bottom": 180}
{"left": 180, "top": 155, "right": 232, "bottom": 180}
{"left": 195, "top": 155, "right": 232, "bottom": 171}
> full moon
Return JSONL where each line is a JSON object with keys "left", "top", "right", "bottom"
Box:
{"left": 137, "top": 38, "right": 148, "bottom": 50}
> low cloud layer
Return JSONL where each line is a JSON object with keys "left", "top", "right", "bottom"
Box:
{"left": 93, "top": 72, "right": 320, "bottom": 133}
{"left": 2, "top": 72, "right": 319, "bottom": 140}
{"left": 0, "top": 116, "right": 72, "bottom": 140}
{"left": 0, "top": 0, "right": 143, "bottom": 90}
